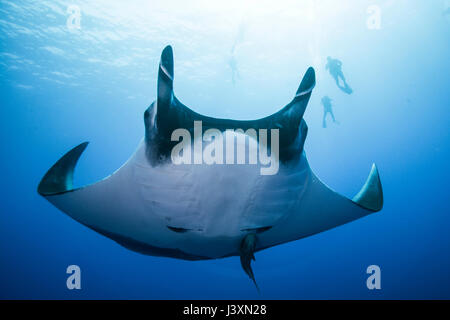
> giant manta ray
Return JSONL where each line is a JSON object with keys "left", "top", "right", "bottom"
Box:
{"left": 38, "top": 46, "right": 383, "bottom": 289}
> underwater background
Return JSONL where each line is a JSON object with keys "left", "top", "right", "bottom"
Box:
{"left": 0, "top": 0, "right": 449, "bottom": 299}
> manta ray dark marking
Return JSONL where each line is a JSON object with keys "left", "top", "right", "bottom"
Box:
{"left": 38, "top": 45, "right": 383, "bottom": 289}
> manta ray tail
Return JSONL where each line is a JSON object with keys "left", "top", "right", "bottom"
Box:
{"left": 240, "top": 233, "right": 260, "bottom": 291}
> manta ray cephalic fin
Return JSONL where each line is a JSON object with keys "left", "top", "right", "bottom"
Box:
{"left": 156, "top": 45, "right": 174, "bottom": 118}
{"left": 149, "top": 45, "right": 316, "bottom": 158}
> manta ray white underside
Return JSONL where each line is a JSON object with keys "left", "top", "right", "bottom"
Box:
{"left": 38, "top": 46, "right": 383, "bottom": 289}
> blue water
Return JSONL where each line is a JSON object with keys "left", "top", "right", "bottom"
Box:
{"left": 1, "top": 0, "right": 449, "bottom": 299}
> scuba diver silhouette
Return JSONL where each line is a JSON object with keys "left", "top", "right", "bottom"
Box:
{"left": 228, "top": 52, "right": 240, "bottom": 85}
{"left": 326, "top": 56, "right": 353, "bottom": 94}
{"left": 228, "top": 20, "right": 246, "bottom": 85}
{"left": 321, "top": 96, "right": 338, "bottom": 128}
